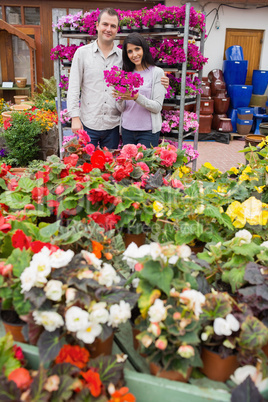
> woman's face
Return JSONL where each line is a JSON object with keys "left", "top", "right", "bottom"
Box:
{"left": 126, "top": 43, "right": 144, "bottom": 69}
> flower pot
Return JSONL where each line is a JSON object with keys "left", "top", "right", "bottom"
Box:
{"left": 218, "top": 117, "right": 233, "bottom": 133}
{"left": 237, "top": 107, "right": 254, "bottom": 120}
{"left": 214, "top": 89, "right": 228, "bottom": 98}
{"left": 11, "top": 167, "right": 28, "bottom": 176}
{"left": 225, "top": 45, "right": 244, "bottom": 61}
{"left": 252, "top": 70, "right": 268, "bottom": 95}
{"left": 236, "top": 119, "right": 253, "bottom": 135}
{"left": 1, "top": 310, "right": 27, "bottom": 343}
{"left": 152, "top": 24, "right": 163, "bottom": 32}
{"left": 214, "top": 97, "right": 230, "bottom": 114}
{"left": 259, "top": 122, "right": 268, "bottom": 135}
{"left": 208, "top": 69, "right": 224, "bottom": 82}
{"left": 201, "top": 84, "right": 211, "bottom": 98}
{"left": 223, "top": 60, "right": 248, "bottom": 86}
{"left": 249, "top": 94, "right": 267, "bottom": 108}
{"left": 150, "top": 362, "right": 192, "bottom": 383}
{"left": 15, "top": 77, "right": 27, "bottom": 88}
{"left": 212, "top": 113, "right": 227, "bottom": 130}
{"left": 199, "top": 114, "right": 213, "bottom": 134}
{"left": 123, "top": 232, "right": 146, "bottom": 248}
{"left": 245, "top": 134, "right": 266, "bottom": 147}
{"left": 132, "top": 327, "right": 141, "bottom": 351}
{"left": 210, "top": 80, "right": 226, "bottom": 97}
{"left": 228, "top": 85, "right": 253, "bottom": 109}
{"left": 141, "top": 25, "right": 150, "bottom": 32}
{"left": 13, "top": 95, "right": 29, "bottom": 105}
{"left": 1, "top": 111, "right": 15, "bottom": 123}
{"left": 11, "top": 104, "right": 32, "bottom": 111}
{"left": 85, "top": 332, "right": 114, "bottom": 358}
{"left": 200, "top": 99, "right": 214, "bottom": 115}
{"left": 201, "top": 347, "right": 239, "bottom": 382}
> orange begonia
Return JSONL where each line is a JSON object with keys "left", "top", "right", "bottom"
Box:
{"left": 92, "top": 240, "right": 104, "bottom": 259}
{"left": 109, "top": 387, "right": 136, "bottom": 402}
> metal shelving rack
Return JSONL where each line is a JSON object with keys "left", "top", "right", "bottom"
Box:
{"left": 55, "top": 3, "right": 206, "bottom": 168}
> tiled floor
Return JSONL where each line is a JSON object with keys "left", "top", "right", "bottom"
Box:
{"left": 193, "top": 138, "right": 246, "bottom": 171}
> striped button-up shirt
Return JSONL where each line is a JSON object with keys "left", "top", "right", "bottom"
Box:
{"left": 67, "top": 40, "right": 122, "bottom": 130}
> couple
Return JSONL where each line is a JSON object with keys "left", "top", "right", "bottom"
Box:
{"left": 67, "top": 7, "right": 167, "bottom": 149}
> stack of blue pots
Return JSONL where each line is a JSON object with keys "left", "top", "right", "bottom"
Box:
{"left": 252, "top": 70, "right": 268, "bottom": 95}
{"left": 223, "top": 46, "right": 252, "bottom": 133}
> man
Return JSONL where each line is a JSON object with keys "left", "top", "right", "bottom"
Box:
{"left": 67, "top": 8, "right": 121, "bottom": 149}
{"left": 67, "top": 8, "right": 168, "bottom": 149}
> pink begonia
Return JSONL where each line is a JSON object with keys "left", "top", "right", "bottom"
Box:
{"left": 137, "top": 143, "right": 146, "bottom": 150}
{"left": 85, "top": 143, "right": 95, "bottom": 156}
{"left": 135, "top": 152, "right": 143, "bottom": 160}
{"left": 77, "top": 129, "right": 91, "bottom": 145}
{"left": 136, "top": 162, "right": 150, "bottom": 174}
{"left": 120, "top": 144, "right": 138, "bottom": 159}
{"left": 159, "top": 149, "right": 177, "bottom": 167}
{"left": 171, "top": 179, "right": 184, "bottom": 189}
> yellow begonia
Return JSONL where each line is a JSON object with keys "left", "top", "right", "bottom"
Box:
{"left": 254, "top": 186, "right": 265, "bottom": 194}
{"left": 181, "top": 166, "right": 190, "bottom": 174}
{"left": 204, "top": 162, "right": 215, "bottom": 170}
{"left": 226, "top": 201, "right": 246, "bottom": 228}
{"left": 242, "top": 166, "right": 252, "bottom": 174}
{"left": 229, "top": 167, "right": 239, "bottom": 175}
{"left": 243, "top": 197, "right": 268, "bottom": 226}
{"left": 153, "top": 201, "right": 164, "bottom": 217}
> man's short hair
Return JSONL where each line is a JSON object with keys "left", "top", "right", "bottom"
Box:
{"left": 98, "top": 8, "right": 119, "bottom": 24}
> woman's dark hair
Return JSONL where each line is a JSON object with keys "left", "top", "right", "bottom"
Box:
{"left": 122, "top": 33, "right": 155, "bottom": 72}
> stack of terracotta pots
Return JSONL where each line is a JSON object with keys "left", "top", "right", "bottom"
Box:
{"left": 198, "top": 80, "right": 214, "bottom": 133}
{"left": 207, "top": 69, "right": 232, "bottom": 134}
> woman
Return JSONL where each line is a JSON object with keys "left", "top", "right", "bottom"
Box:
{"left": 115, "top": 33, "right": 166, "bottom": 148}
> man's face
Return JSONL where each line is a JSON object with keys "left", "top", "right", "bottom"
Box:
{"left": 96, "top": 12, "right": 118, "bottom": 45}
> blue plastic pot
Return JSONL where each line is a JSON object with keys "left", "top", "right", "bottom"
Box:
{"left": 252, "top": 70, "right": 268, "bottom": 95}
{"left": 225, "top": 46, "right": 244, "bottom": 61}
{"left": 228, "top": 85, "right": 253, "bottom": 109}
{"left": 223, "top": 60, "right": 248, "bottom": 86}
{"left": 227, "top": 107, "right": 238, "bottom": 132}
{"left": 236, "top": 118, "right": 253, "bottom": 126}
{"left": 237, "top": 107, "right": 254, "bottom": 120}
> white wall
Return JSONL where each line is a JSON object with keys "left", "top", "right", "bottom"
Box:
{"left": 166, "top": 1, "right": 268, "bottom": 78}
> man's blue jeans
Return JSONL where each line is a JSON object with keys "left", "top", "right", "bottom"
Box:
{"left": 83, "top": 126, "right": 120, "bottom": 149}
{"left": 122, "top": 128, "right": 160, "bottom": 148}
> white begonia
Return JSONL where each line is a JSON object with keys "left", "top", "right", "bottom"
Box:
{"left": 148, "top": 299, "right": 167, "bottom": 323}
{"left": 180, "top": 289, "right": 206, "bottom": 318}
{"left": 98, "top": 263, "right": 120, "bottom": 287}
{"left": 225, "top": 313, "right": 240, "bottom": 332}
{"left": 169, "top": 255, "right": 179, "bottom": 265}
{"left": 90, "top": 302, "right": 109, "bottom": 324}
{"left": 149, "top": 243, "right": 163, "bottom": 260}
{"left": 178, "top": 244, "right": 192, "bottom": 259}
{"left": 44, "top": 280, "right": 63, "bottom": 301}
{"left": 65, "top": 306, "right": 90, "bottom": 332}
{"left": 235, "top": 229, "right": 252, "bottom": 244}
{"left": 30, "top": 253, "right": 51, "bottom": 282}
{"left": 214, "top": 317, "right": 232, "bottom": 336}
{"left": 33, "top": 311, "right": 64, "bottom": 332}
{"left": 122, "top": 242, "right": 139, "bottom": 270}
{"left": 81, "top": 250, "right": 102, "bottom": 270}
{"left": 76, "top": 320, "right": 102, "bottom": 344}
{"left": 260, "top": 241, "right": 268, "bottom": 248}
{"left": 108, "top": 300, "right": 131, "bottom": 327}
{"left": 20, "top": 266, "right": 37, "bottom": 293}
{"left": 136, "top": 244, "right": 151, "bottom": 258}
{"left": 49, "top": 249, "right": 74, "bottom": 268}
{"left": 230, "top": 365, "right": 268, "bottom": 392}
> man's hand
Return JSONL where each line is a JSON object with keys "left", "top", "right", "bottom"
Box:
{"left": 71, "top": 117, "right": 83, "bottom": 133}
{"left": 161, "top": 72, "right": 170, "bottom": 89}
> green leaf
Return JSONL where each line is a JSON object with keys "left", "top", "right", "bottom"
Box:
{"left": 0, "top": 178, "right": 7, "bottom": 190}
{"left": 39, "top": 220, "right": 61, "bottom": 239}
{"left": 24, "top": 287, "right": 47, "bottom": 309}
{"left": 140, "top": 260, "right": 173, "bottom": 296}
{"left": 30, "top": 365, "right": 49, "bottom": 402}
{"left": 3, "top": 356, "right": 21, "bottom": 377}
{"left": 228, "top": 267, "right": 246, "bottom": 292}
{"left": 18, "top": 176, "right": 37, "bottom": 192}
{"left": 13, "top": 286, "right": 31, "bottom": 315}
{"left": 7, "top": 248, "right": 31, "bottom": 278}
{"left": 239, "top": 316, "right": 268, "bottom": 349}
{"left": 37, "top": 330, "right": 65, "bottom": 364}
{"left": 90, "top": 355, "right": 124, "bottom": 386}
{"left": 0, "top": 375, "right": 21, "bottom": 401}
{"left": 49, "top": 363, "right": 80, "bottom": 377}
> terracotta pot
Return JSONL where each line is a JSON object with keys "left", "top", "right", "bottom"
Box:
{"left": 218, "top": 117, "right": 233, "bottom": 133}
{"left": 123, "top": 232, "right": 146, "bottom": 248}
{"left": 1, "top": 310, "right": 27, "bottom": 343}
{"left": 190, "top": 242, "right": 206, "bottom": 254}
{"left": 15, "top": 77, "right": 27, "bottom": 88}
{"left": 201, "top": 83, "right": 211, "bottom": 98}
{"left": 1, "top": 111, "right": 15, "bottom": 123}
{"left": 214, "top": 97, "right": 230, "bottom": 114}
{"left": 10, "top": 167, "right": 28, "bottom": 177}
{"left": 11, "top": 104, "right": 32, "bottom": 111}
{"left": 199, "top": 114, "right": 213, "bottom": 134}
{"left": 201, "top": 347, "right": 239, "bottom": 382}
{"left": 214, "top": 89, "right": 228, "bottom": 98}
{"left": 211, "top": 80, "right": 226, "bottom": 96}
{"left": 200, "top": 99, "right": 214, "bottom": 115}
{"left": 245, "top": 134, "right": 266, "bottom": 147}
{"left": 150, "top": 362, "right": 192, "bottom": 383}
{"left": 259, "top": 122, "right": 268, "bottom": 135}
{"left": 208, "top": 69, "right": 224, "bottom": 82}
{"left": 212, "top": 114, "right": 227, "bottom": 130}
{"left": 263, "top": 343, "right": 268, "bottom": 358}
{"left": 85, "top": 332, "right": 114, "bottom": 358}
{"left": 13, "top": 95, "right": 29, "bottom": 105}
